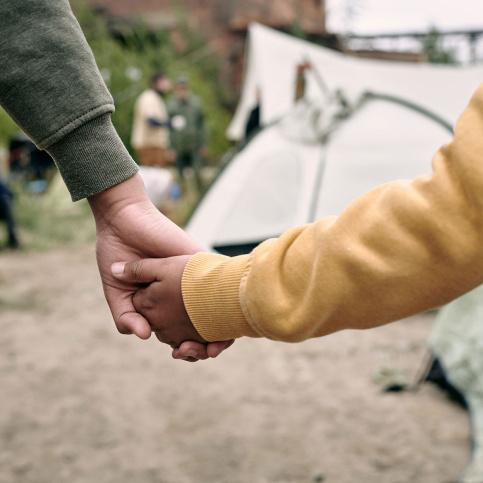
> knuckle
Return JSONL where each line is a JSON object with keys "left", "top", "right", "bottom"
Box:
{"left": 131, "top": 292, "right": 142, "bottom": 311}
{"left": 132, "top": 292, "right": 148, "bottom": 313}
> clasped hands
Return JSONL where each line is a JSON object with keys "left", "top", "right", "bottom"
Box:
{"left": 112, "top": 256, "right": 231, "bottom": 362}
{"left": 88, "top": 174, "right": 233, "bottom": 362}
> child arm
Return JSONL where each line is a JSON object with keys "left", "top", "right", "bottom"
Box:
{"left": 181, "top": 82, "right": 483, "bottom": 343}
{"left": 116, "top": 82, "right": 483, "bottom": 346}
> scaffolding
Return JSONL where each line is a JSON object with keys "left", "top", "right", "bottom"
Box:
{"left": 348, "top": 28, "right": 483, "bottom": 64}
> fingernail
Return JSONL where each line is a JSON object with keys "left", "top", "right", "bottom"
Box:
{"left": 111, "top": 262, "right": 126, "bottom": 275}
{"left": 186, "top": 350, "right": 198, "bottom": 358}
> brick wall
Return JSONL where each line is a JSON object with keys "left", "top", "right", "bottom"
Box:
{"left": 89, "top": 0, "right": 327, "bottom": 35}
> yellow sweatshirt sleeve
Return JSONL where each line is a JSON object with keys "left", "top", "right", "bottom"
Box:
{"left": 182, "top": 83, "right": 483, "bottom": 343}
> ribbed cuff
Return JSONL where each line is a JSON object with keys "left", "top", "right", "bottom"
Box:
{"left": 47, "top": 114, "right": 139, "bottom": 201}
{"left": 182, "top": 252, "right": 260, "bottom": 341}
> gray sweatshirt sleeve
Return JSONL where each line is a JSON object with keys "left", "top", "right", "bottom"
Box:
{"left": 0, "top": 0, "right": 138, "bottom": 201}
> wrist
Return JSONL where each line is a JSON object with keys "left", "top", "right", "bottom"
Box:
{"left": 47, "top": 114, "right": 139, "bottom": 201}
{"left": 88, "top": 173, "right": 150, "bottom": 225}
{"left": 182, "top": 252, "right": 258, "bottom": 341}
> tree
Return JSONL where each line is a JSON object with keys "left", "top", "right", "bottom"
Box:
{"left": 421, "top": 27, "right": 457, "bottom": 65}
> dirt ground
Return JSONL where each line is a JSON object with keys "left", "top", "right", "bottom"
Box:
{"left": 0, "top": 244, "right": 471, "bottom": 483}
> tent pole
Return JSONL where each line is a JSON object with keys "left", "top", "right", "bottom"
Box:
{"left": 364, "top": 92, "right": 454, "bottom": 134}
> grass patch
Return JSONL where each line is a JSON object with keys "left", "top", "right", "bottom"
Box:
{"left": 9, "top": 175, "right": 96, "bottom": 252}
{"left": 4, "top": 167, "right": 214, "bottom": 253}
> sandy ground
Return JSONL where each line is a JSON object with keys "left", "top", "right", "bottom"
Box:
{"left": 0, "top": 244, "right": 471, "bottom": 483}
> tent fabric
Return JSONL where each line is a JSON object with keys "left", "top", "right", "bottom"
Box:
{"left": 227, "top": 23, "right": 483, "bottom": 141}
{"left": 430, "top": 287, "right": 483, "bottom": 483}
{"left": 315, "top": 98, "right": 451, "bottom": 217}
{"left": 187, "top": 94, "right": 452, "bottom": 249}
{"left": 187, "top": 116, "right": 324, "bottom": 248}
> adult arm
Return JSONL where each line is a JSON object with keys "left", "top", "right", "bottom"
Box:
{"left": 0, "top": 1, "right": 232, "bottom": 357}
{"left": 182, "top": 83, "right": 483, "bottom": 342}
{"left": 0, "top": 0, "right": 138, "bottom": 200}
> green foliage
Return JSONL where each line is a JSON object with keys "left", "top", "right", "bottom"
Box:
{"left": 421, "top": 27, "right": 458, "bottom": 65}
{"left": 72, "top": 0, "right": 231, "bottom": 162}
{"left": 11, "top": 180, "right": 96, "bottom": 251}
{"left": 0, "top": 107, "right": 21, "bottom": 149}
{"left": 0, "top": 1, "right": 232, "bottom": 159}
{"left": 284, "top": 20, "right": 308, "bottom": 41}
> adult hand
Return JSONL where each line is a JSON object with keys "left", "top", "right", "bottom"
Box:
{"left": 88, "top": 174, "right": 233, "bottom": 360}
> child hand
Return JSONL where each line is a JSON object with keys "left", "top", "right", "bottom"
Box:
{"left": 112, "top": 256, "right": 203, "bottom": 346}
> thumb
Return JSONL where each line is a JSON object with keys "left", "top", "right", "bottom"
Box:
{"left": 117, "top": 310, "right": 152, "bottom": 340}
{"left": 103, "top": 284, "right": 152, "bottom": 340}
{"left": 111, "top": 258, "right": 163, "bottom": 284}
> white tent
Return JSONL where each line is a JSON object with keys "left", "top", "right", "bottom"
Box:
{"left": 227, "top": 23, "right": 483, "bottom": 142}
{"left": 186, "top": 24, "right": 483, "bottom": 254}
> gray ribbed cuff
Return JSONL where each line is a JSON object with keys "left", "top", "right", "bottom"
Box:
{"left": 47, "top": 114, "right": 139, "bottom": 201}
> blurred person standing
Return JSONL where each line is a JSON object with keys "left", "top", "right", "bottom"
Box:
{"left": 131, "top": 72, "right": 175, "bottom": 215}
{"left": 0, "top": 177, "right": 19, "bottom": 250}
{"left": 168, "top": 76, "right": 207, "bottom": 192}
{"left": 131, "top": 72, "right": 172, "bottom": 168}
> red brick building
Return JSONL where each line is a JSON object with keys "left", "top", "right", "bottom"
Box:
{"left": 88, "top": 0, "right": 329, "bottom": 91}
{"left": 89, "top": 0, "right": 327, "bottom": 34}
{"left": 87, "top": 1, "right": 423, "bottom": 93}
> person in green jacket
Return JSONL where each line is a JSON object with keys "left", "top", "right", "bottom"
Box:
{"left": 168, "top": 76, "right": 207, "bottom": 192}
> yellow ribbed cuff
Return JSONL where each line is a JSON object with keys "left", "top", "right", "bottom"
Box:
{"left": 182, "top": 252, "right": 259, "bottom": 341}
